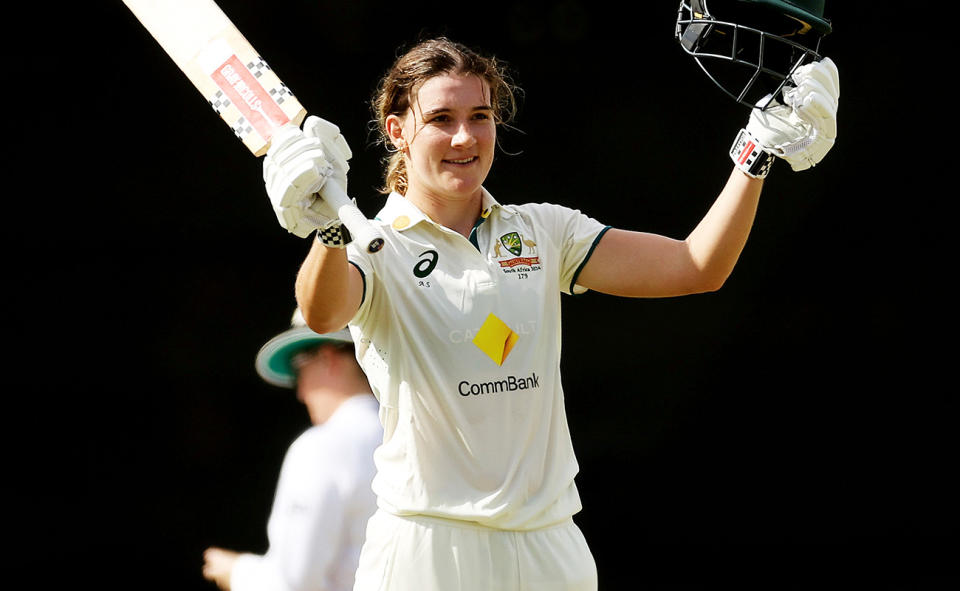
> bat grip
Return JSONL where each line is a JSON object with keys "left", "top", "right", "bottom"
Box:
{"left": 322, "top": 183, "right": 385, "bottom": 254}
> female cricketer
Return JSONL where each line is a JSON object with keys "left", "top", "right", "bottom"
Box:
{"left": 260, "top": 33, "right": 839, "bottom": 591}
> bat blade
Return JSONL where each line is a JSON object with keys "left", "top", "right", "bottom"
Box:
{"left": 121, "top": 0, "right": 384, "bottom": 252}
{"left": 122, "top": 0, "right": 305, "bottom": 156}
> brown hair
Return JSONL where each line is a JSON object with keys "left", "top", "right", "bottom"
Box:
{"left": 371, "top": 37, "right": 519, "bottom": 195}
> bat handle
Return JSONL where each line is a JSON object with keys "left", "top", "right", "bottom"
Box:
{"left": 322, "top": 183, "right": 385, "bottom": 254}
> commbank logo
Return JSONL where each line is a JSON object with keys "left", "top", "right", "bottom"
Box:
{"left": 459, "top": 373, "right": 540, "bottom": 396}
{"left": 472, "top": 313, "right": 518, "bottom": 366}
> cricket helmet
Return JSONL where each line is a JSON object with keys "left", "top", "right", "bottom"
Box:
{"left": 676, "top": 0, "right": 832, "bottom": 108}
{"left": 255, "top": 308, "right": 354, "bottom": 388}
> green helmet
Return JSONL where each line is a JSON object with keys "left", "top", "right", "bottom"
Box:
{"left": 676, "top": 0, "right": 832, "bottom": 107}
{"left": 747, "top": 0, "right": 831, "bottom": 35}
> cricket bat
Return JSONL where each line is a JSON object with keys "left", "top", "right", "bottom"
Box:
{"left": 121, "top": 0, "right": 384, "bottom": 252}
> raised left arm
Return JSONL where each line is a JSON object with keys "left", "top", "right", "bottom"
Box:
{"left": 579, "top": 57, "right": 839, "bottom": 299}
{"left": 577, "top": 169, "right": 762, "bottom": 298}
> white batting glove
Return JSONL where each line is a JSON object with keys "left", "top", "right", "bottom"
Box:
{"left": 263, "top": 116, "right": 353, "bottom": 238}
{"left": 735, "top": 57, "right": 839, "bottom": 176}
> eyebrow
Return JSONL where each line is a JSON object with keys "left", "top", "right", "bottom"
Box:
{"left": 422, "top": 105, "right": 493, "bottom": 117}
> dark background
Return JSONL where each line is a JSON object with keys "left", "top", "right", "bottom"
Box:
{"left": 16, "top": 1, "right": 954, "bottom": 588}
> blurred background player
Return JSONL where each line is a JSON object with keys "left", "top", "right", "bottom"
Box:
{"left": 202, "top": 310, "right": 382, "bottom": 591}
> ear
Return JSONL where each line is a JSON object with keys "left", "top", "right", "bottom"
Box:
{"left": 385, "top": 114, "right": 407, "bottom": 151}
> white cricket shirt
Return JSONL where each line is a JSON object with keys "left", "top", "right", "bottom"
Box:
{"left": 230, "top": 394, "right": 382, "bottom": 591}
{"left": 347, "top": 189, "right": 609, "bottom": 531}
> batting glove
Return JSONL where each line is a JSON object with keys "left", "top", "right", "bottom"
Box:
{"left": 732, "top": 57, "right": 839, "bottom": 177}
{"left": 263, "top": 116, "right": 353, "bottom": 238}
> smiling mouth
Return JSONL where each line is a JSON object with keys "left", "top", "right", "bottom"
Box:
{"left": 443, "top": 156, "right": 478, "bottom": 165}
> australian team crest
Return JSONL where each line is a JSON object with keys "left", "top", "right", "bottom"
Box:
{"left": 499, "top": 232, "right": 523, "bottom": 256}
{"left": 494, "top": 231, "right": 541, "bottom": 271}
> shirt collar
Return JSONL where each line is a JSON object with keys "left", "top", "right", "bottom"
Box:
{"left": 376, "top": 188, "right": 504, "bottom": 233}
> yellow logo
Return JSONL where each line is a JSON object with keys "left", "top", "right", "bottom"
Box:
{"left": 472, "top": 313, "right": 519, "bottom": 366}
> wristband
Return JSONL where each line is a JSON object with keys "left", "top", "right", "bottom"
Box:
{"left": 316, "top": 222, "right": 352, "bottom": 249}
{"left": 730, "top": 128, "right": 773, "bottom": 179}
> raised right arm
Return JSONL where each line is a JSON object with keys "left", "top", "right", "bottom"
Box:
{"left": 295, "top": 240, "right": 364, "bottom": 334}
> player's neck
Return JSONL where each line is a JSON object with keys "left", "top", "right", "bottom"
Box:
{"left": 405, "top": 186, "right": 482, "bottom": 238}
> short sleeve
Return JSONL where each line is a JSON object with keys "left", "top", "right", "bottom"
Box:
{"left": 517, "top": 203, "right": 610, "bottom": 295}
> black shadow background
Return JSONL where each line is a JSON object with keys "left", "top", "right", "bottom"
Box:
{"left": 12, "top": 1, "right": 953, "bottom": 588}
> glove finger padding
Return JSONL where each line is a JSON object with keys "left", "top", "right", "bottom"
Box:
{"left": 302, "top": 115, "right": 352, "bottom": 196}
{"left": 783, "top": 57, "right": 839, "bottom": 137}
{"left": 262, "top": 118, "right": 353, "bottom": 237}
{"left": 303, "top": 116, "right": 352, "bottom": 163}
{"left": 273, "top": 192, "right": 340, "bottom": 239}
{"left": 270, "top": 160, "right": 327, "bottom": 208}
{"left": 793, "top": 87, "right": 838, "bottom": 139}
{"left": 264, "top": 125, "right": 334, "bottom": 207}
{"left": 791, "top": 57, "right": 839, "bottom": 103}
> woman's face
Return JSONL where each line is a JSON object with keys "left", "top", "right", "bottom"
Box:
{"left": 389, "top": 72, "right": 496, "bottom": 203}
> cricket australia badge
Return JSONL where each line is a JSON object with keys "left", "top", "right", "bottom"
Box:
{"left": 494, "top": 231, "right": 541, "bottom": 275}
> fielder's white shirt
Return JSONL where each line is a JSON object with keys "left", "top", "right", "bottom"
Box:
{"left": 348, "top": 189, "right": 609, "bottom": 531}
{"left": 230, "top": 394, "right": 382, "bottom": 591}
